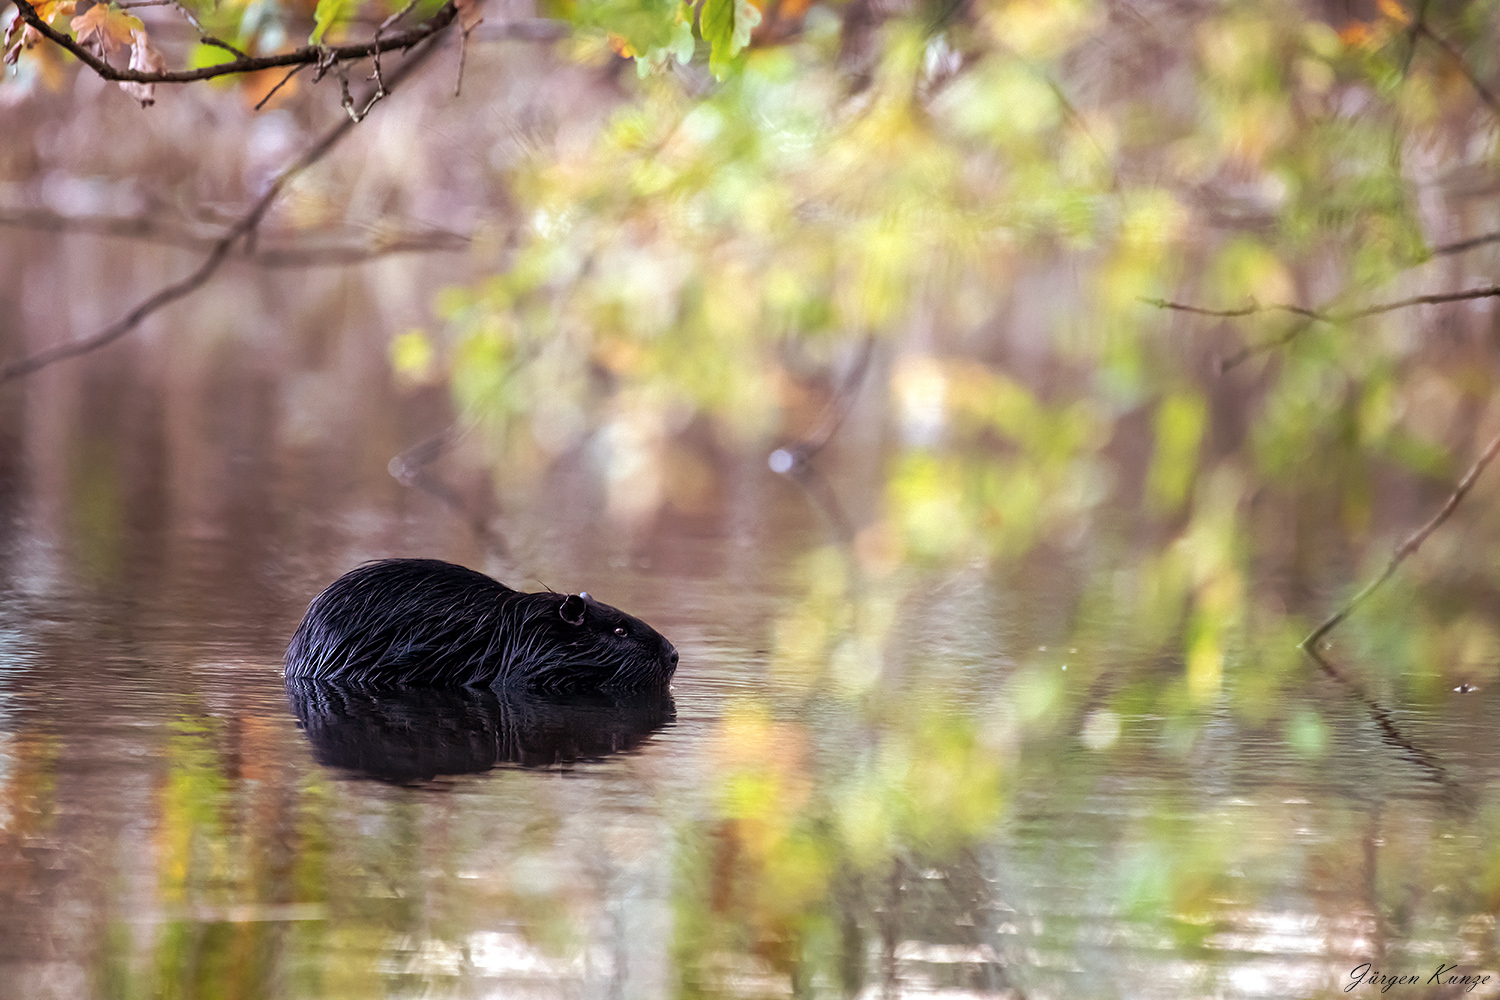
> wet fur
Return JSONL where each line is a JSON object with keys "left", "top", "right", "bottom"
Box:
{"left": 284, "top": 559, "right": 678, "bottom": 692}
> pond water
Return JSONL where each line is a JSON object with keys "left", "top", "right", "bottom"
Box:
{"left": 3, "top": 237, "right": 1500, "bottom": 1000}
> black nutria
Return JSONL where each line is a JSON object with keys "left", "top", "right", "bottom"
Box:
{"left": 284, "top": 559, "right": 678, "bottom": 691}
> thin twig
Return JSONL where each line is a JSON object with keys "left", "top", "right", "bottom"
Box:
{"left": 1301, "top": 426, "right": 1500, "bottom": 651}
{"left": 0, "top": 31, "right": 453, "bottom": 383}
{"left": 768, "top": 335, "right": 877, "bottom": 474}
{"left": 168, "top": 1, "right": 252, "bottom": 61}
{"left": 0, "top": 209, "right": 473, "bottom": 262}
{"left": 1430, "top": 230, "right": 1500, "bottom": 256}
{"left": 254, "top": 64, "right": 306, "bottom": 111}
{"left": 389, "top": 427, "right": 515, "bottom": 563}
{"left": 1412, "top": 21, "right": 1500, "bottom": 118}
{"left": 454, "top": 21, "right": 472, "bottom": 98}
{"left": 1145, "top": 297, "right": 1322, "bottom": 321}
{"left": 1150, "top": 285, "right": 1500, "bottom": 369}
{"left": 379, "top": 0, "right": 424, "bottom": 32}
{"left": 9, "top": 0, "right": 457, "bottom": 85}
{"left": 1217, "top": 317, "right": 1313, "bottom": 373}
{"left": 1304, "top": 646, "right": 1469, "bottom": 808}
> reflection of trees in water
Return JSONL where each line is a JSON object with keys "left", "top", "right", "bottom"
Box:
{"left": 286, "top": 679, "right": 676, "bottom": 780}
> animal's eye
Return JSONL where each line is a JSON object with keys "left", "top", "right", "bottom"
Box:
{"left": 614, "top": 627, "right": 627, "bottom": 636}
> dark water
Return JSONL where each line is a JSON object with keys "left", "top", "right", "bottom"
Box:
{"left": 3, "top": 241, "right": 1500, "bottom": 1000}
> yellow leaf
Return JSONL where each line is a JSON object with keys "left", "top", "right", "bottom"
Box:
{"left": 34, "top": 0, "right": 77, "bottom": 21}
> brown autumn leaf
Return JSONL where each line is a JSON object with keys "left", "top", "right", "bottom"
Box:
{"left": 3, "top": 21, "right": 67, "bottom": 85}
{"left": 70, "top": 2, "right": 142, "bottom": 56}
{"left": 120, "top": 27, "right": 164, "bottom": 106}
{"left": 5, "top": 0, "right": 74, "bottom": 64}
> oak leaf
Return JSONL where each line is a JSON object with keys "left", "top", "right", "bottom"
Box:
{"left": 71, "top": 2, "right": 142, "bottom": 56}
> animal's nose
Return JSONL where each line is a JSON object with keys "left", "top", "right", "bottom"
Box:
{"left": 667, "top": 645, "right": 679, "bottom": 667}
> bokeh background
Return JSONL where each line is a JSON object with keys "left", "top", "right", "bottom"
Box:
{"left": 5, "top": 0, "right": 1500, "bottom": 996}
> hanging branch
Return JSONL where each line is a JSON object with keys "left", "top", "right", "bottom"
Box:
{"left": 767, "top": 335, "right": 877, "bottom": 475}
{"left": 1301, "top": 426, "right": 1500, "bottom": 652}
{"left": 0, "top": 28, "right": 453, "bottom": 384}
{"left": 8, "top": 0, "right": 457, "bottom": 85}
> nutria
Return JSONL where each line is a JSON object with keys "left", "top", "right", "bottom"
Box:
{"left": 284, "top": 559, "right": 678, "bottom": 692}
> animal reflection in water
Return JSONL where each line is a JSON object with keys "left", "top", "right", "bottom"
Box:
{"left": 285, "top": 679, "right": 675, "bottom": 781}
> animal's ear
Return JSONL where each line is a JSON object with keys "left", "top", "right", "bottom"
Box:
{"left": 560, "top": 594, "right": 587, "bottom": 626}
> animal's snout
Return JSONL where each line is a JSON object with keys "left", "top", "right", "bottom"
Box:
{"left": 665, "top": 642, "right": 679, "bottom": 669}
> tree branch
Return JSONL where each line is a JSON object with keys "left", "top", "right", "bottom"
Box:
{"left": 9, "top": 0, "right": 457, "bottom": 84}
{"left": 1150, "top": 285, "right": 1500, "bottom": 325}
{"left": 0, "top": 30, "right": 453, "bottom": 383}
{"left": 1412, "top": 21, "right": 1500, "bottom": 119}
{"left": 1149, "top": 284, "right": 1500, "bottom": 370}
{"left": 1301, "top": 425, "right": 1500, "bottom": 651}
{"left": 1430, "top": 230, "right": 1500, "bottom": 256}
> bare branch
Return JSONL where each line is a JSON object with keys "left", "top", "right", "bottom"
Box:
{"left": 1301, "top": 426, "right": 1500, "bottom": 651}
{"left": 0, "top": 31, "right": 454, "bottom": 383}
{"left": 1145, "top": 297, "right": 1321, "bottom": 321}
{"left": 9, "top": 0, "right": 457, "bottom": 85}
{"left": 1305, "top": 645, "right": 1469, "bottom": 807}
{"left": 0, "top": 208, "right": 474, "bottom": 263}
{"left": 1216, "top": 317, "right": 1313, "bottom": 373}
{"left": 1412, "top": 20, "right": 1500, "bottom": 119}
{"left": 165, "top": 0, "right": 252, "bottom": 61}
{"left": 1149, "top": 285, "right": 1500, "bottom": 366}
{"left": 1430, "top": 230, "right": 1500, "bottom": 256}
{"left": 768, "top": 335, "right": 877, "bottom": 475}
{"left": 253, "top": 64, "right": 306, "bottom": 110}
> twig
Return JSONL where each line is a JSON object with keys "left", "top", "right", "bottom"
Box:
{"left": 768, "top": 335, "right": 877, "bottom": 475}
{"left": 0, "top": 209, "right": 473, "bottom": 262}
{"left": 1216, "top": 317, "right": 1313, "bottom": 373}
{"left": 1301, "top": 425, "right": 1500, "bottom": 651}
{"left": 254, "top": 64, "right": 306, "bottom": 111}
{"left": 1145, "top": 297, "right": 1321, "bottom": 321}
{"left": 1150, "top": 285, "right": 1500, "bottom": 370}
{"left": 389, "top": 427, "right": 515, "bottom": 563}
{"left": 1304, "top": 646, "right": 1469, "bottom": 808}
{"left": 453, "top": 22, "right": 470, "bottom": 98}
{"left": 168, "top": 1, "right": 252, "bottom": 61}
{"left": 9, "top": 0, "right": 457, "bottom": 85}
{"left": 1411, "top": 20, "right": 1500, "bottom": 119}
{"left": 0, "top": 31, "right": 453, "bottom": 383}
{"left": 1430, "top": 230, "right": 1500, "bottom": 256}
{"left": 378, "top": 0, "right": 424, "bottom": 32}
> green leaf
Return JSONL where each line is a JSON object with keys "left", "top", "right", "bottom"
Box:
{"left": 700, "top": 0, "right": 759, "bottom": 78}
{"left": 309, "top": 0, "right": 358, "bottom": 44}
